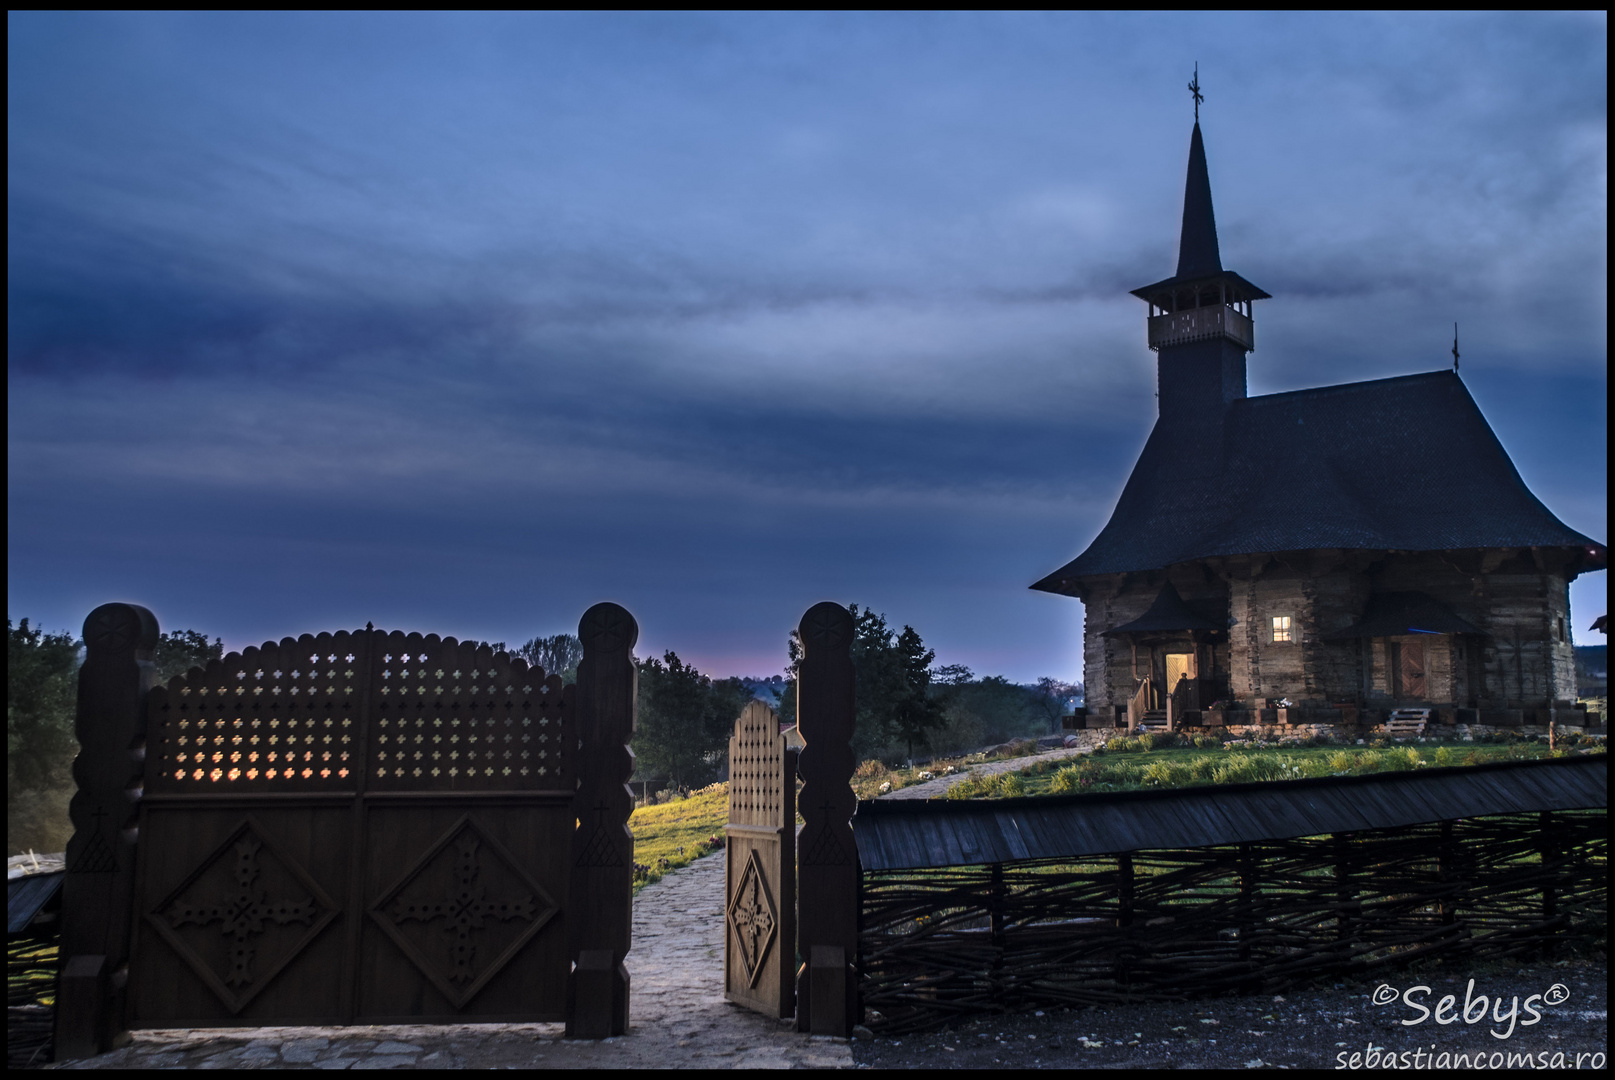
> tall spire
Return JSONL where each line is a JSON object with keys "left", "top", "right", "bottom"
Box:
{"left": 1130, "top": 77, "right": 1269, "bottom": 434}
{"left": 1176, "top": 122, "right": 1222, "bottom": 279}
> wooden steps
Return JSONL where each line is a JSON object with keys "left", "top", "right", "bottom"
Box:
{"left": 1136, "top": 710, "right": 1170, "bottom": 733}
{"left": 1385, "top": 708, "right": 1431, "bottom": 738}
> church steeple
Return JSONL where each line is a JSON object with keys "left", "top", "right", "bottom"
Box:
{"left": 1130, "top": 88, "right": 1269, "bottom": 421}
{"left": 1176, "top": 123, "right": 1222, "bottom": 280}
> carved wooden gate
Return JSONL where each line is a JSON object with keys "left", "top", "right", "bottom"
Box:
{"left": 724, "top": 701, "right": 796, "bottom": 1017}
{"left": 57, "top": 602, "right": 636, "bottom": 1049}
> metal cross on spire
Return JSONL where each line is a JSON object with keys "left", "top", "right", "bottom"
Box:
{"left": 1452, "top": 322, "right": 1460, "bottom": 372}
{"left": 1188, "top": 63, "right": 1203, "bottom": 122}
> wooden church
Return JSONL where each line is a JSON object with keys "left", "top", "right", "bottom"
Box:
{"left": 1033, "top": 115, "right": 1606, "bottom": 733}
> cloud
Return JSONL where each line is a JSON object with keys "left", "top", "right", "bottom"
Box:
{"left": 8, "top": 11, "right": 1607, "bottom": 672}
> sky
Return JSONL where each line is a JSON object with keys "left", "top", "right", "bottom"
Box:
{"left": 7, "top": 12, "right": 1608, "bottom": 682}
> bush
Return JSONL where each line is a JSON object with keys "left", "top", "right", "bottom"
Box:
{"left": 1142, "top": 760, "right": 1190, "bottom": 787}
{"left": 855, "top": 759, "right": 889, "bottom": 779}
{"left": 1049, "top": 766, "right": 1082, "bottom": 794}
{"left": 1105, "top": 736, "right": 1129, "bottom": 752}
{"left": 997, "top": 773, "right": 1026, "bottom": 797}
{"left": 1212, "top": 754, "right": 1296, "bottom": 785}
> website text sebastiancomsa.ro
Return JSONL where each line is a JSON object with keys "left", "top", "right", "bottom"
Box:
{"left": 1335, "top": 1045, "right": 1605, "bottom": 1070}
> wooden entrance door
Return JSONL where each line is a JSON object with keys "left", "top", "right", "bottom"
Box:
{"left": 1165, "top": 652, "right": 1195, "bottom": 699}
{"left": 724, "top": 701, "right": 796, "bottom": 1018}
{"left": 127, "top": 629, "right": 580, "bottom": 1026}
{"left": 1400, "top": 639, "right": 1427, "bottom": 699}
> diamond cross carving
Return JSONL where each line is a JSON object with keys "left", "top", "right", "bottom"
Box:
{"left": 169, "top": 833, "right": 318, "bottom": 986}
{"left": 370, "top": 815, "right": 558, "bottom": 1009}
{"left": 389, "top": 834, "right": 534, "bottom": 985}
{"left": 145, "top": 818, "right": 337, "bottom": 1014}
{"left": 727, "top": 849, "right": 778, "bottom": 989}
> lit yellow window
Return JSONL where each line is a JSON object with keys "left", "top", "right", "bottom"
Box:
{"left": 1271, "top": 616, "right": 1293, "bottom": 643}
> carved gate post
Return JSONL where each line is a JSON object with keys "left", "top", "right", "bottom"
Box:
{"left": 567, "top": 602, "right": 638, "bottom": 1038}
{"left": 724, "top": 701, "right": 796, "bottom": 1017}
{"left": 56, "top": 603, "right": 159, "bottom": 1059}
{"left": 794, "top": 602, "right": 858, "bottom": 1036}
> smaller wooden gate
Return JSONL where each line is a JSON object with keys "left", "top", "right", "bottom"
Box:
{"left": 724, "top": 701, "right": 795, "bottom": 1017}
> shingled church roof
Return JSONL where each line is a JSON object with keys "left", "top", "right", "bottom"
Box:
{"left": 1033, "top": 369, "right": 1605, "bottom": 591}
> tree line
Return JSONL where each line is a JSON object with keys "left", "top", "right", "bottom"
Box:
{"left": 8, "top": 619, "right": 225, "bottom": 853}
{"left": 8, "top": 609, "right": 1079, "bottom": 850}
{"left": 774, "top": 604, "right": 1079, "bottom": 765}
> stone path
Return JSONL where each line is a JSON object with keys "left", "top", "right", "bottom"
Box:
{"left": 880, "top": 743, "right": 1098, "bottom": 800}
{"left": 52, "top": 852, "right": 852, "bottom": 1070}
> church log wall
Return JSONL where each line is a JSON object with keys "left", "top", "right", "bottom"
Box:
{"left": 1475, "top": 565, "right": 1575, "bottom": 711}
{"left": 1079, "top": 570, "right": 1234, "bottom": 714}
{"left": 1077, "top": 550, "right": 1582, "bottom": 716}
{"left": 1082, "top": 577, "right": 1151, "bottom": 711}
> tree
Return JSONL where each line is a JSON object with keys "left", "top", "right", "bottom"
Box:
{"left": 777, "top": 604, "right": 946, "bottom": 762}
{"left": 932, "top": 663, "right": 974, "bottom": 686}
{"left": 633, "top": 652, "right": 748, "bottom": 789}
{"left": 1032, "top": 677, "right": 1084, "bottom": 733}
{"left": 154, "top": 629, "right": 225, "bottom": 685}
{"left": 889, "top": 626, "right": 945, "bottom": 763}
{"left": 10, "top": 619, "right": 224, "bottom": 854}
{"left": 512, "top": 634, "right": 583, "bottom": 685}
{"left": 8, "top": 618, "right": 80, "bottom": 792}
{"left": 937, "top": 675, "right": 1045, "bottom": 749}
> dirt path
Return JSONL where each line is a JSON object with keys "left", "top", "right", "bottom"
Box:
{"left": 879, "top": 745, "right": 1095, "bottom": 800}
{"left": 51, "top": 852, "right": 852, "bottom": 1070}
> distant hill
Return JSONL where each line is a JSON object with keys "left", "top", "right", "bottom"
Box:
{"left": 739, "top": 675, "right": 788, "bottom": 708}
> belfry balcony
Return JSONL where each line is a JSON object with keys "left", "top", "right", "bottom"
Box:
{"left": 1148, "top": 304, "right": 1253, "bottom": 351}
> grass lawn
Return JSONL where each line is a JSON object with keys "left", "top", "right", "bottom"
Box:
{"left": 627, "top": 783, "right": 730, "bottom": 892}
{"left": 620, "top": 734, "right": 1607, "bottom": 888}
{"left": 945, "top": 734, "right": 1603, "bottom": 799}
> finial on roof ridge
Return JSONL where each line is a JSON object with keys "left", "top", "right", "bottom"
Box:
{"left": 1188, "top": 62, "right": 1203, "bottom": 123}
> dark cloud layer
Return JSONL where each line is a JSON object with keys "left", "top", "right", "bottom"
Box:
{"left": 8, "top": 12, "right": 1607, "bottom": 676}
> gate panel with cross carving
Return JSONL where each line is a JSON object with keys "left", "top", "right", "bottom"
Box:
{"left": 124, "top": 622, "right": 621, "bottom": 1028}
{"left": 724, "top": 700, "right": 796, "bottom": 1018}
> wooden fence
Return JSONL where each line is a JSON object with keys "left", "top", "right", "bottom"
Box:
{"left": 857, "top": 809, "right": 1606, "bottom": 1034}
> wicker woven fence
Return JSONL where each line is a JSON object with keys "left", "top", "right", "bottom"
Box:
{"left": 859, "top": 809, "right": 1606, "bottom": 1034}
{"left": 8, "top": 936, "right": 56, "bottom": 1068}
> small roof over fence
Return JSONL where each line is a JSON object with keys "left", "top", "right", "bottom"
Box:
{"left": 8, "top": 870, "right": 63, "bottom": 937}
{"left": 852, "top": 755, "right": 1606, "bottom": 871}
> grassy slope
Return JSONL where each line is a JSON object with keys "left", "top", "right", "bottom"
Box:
{"left": 947, "top": 738, "right": 1602, "bottom": 799}
{"left": 627, "top": 783, "right": 729, "bottom": 892}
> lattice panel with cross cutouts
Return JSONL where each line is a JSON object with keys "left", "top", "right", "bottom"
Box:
{"left": 727, "top": 700, "right": 787, "bottom": 829}
{"left": 146, "top": 632, "right": 367, "bottom": 792}
{"left": 367, "top": 632, "right": 573, "bottom": 792}
{"left": 144, "top": 629, "right": 574, "bottom": 794}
